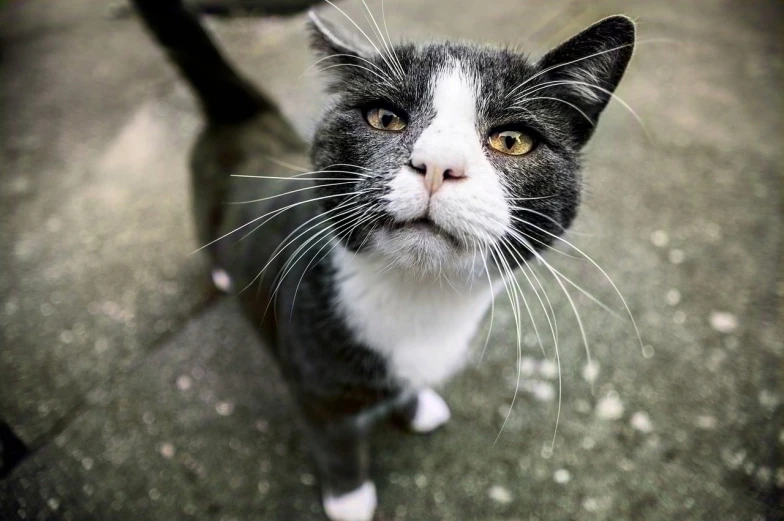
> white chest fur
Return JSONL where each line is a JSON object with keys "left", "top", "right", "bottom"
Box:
{"left": 331, "top": 246, "right": 496, "bottom": 389}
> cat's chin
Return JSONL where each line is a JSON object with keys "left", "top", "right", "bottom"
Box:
{"left": 367, "top": 224, "right": 475, "bottom": 276}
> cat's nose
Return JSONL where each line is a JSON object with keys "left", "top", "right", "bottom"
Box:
{"left": 408, "top": 157, "right": 467, "bottom": 195}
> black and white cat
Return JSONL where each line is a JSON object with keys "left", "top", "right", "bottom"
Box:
{"left": 134, "top": 1, "right": 634, "bottom": 519}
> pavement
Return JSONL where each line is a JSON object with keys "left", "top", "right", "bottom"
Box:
{"left": 0, "top": 0, "right": 782, "bottom": 520}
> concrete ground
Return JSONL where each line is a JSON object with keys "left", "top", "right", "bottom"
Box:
{"left": 0, "top": 0, "right": 782, "bottom": 520}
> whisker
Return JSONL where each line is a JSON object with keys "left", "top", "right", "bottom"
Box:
{"left": 511, "top": 95, "right": 594, "bottom": 127}
{"left": 381, "top": 0, "right": 405, "bottom": 79}
{"left": 506, "top": 42, "right": 636, "bottom": 99}
{"left": 360, "top": 0, "right": 405, "bottom": 78}
{"left": 509, "top": 213, "right": 592, "bottom": 240}
{"left": 225, "top": 181, "right": 357, "bottom": 205}
{"left": 502, "top": 235, "right": 558, "bottom": 353}
{"left": 263, "top": 156, "right": 311, "bottom": 173}
{"left": 302, "top": 52, "right": 394, "bottom": 83}
{"left": 506, "top": 37, "right": 679, "bottom": 100}
{"left": 271, "top": 206, "right": 374, "bottom": 314}
{"left": 497, "top": 238, "right": 549, "bottom": 360}
{"left": 252, "top": 196, "right": 363, "bottom": 282}
{"left": 312, "top": 63, "right": 397, "bottom": 88}
{"left": 288, "top": 210, "right": 377, "bottom": 316}
{"left": 507, "top": 219, "right": 584, "bottom": 260}
{"left": 518, "top": 220, "right": 644, "bottom": 354}
{"left": 508, "top": 207, "right": 567, "bottom": 232}
{"left": 246, "top": 201, "right": 370, "bottom": 299}
{"left": 191, "top": 190, "right": 366, "bottom": 254}
{"left": 514, "top": 80, "right": 649, "bottom": 139}
{"left": 477, "top": 243, "right": 496, "bottom": 363}
{"left": 505, "top": 195, "right": 557, "bottom": 201}
{"left": 507, "top": 235, "right": 575, "bottom": 454}
{"left": 323, "top": 0, "right": 402, "bottom": 81}
{"left": 487, "top": 244, "right": 524, "bottom": 447}
{"left": 544, "top": 264, "right": 623, "bottom": 320}
{"left": 262, "top": 157, "right": 373, "bottom": 176}
{"left": 232, "top": 174, "right": 367, "bottom": 181}
{"left": 236, "top": 189, "right": 378, "bottom": 246}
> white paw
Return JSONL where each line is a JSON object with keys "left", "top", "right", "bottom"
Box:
{"left": 323, "top": 481, "right": 377, "bottom": 521}
{"left": 410, "top": 388, "right": 451, "bottom": 433}
{"left": 211, "top": 268, "right": 232, "bottom": 293}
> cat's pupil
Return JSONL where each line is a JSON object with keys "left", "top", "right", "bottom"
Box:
{"left": 381, "top": 113, "right": 393, "bottom": 127}
{"left": 505, "top": 135, "right": 516, "bottom": 150}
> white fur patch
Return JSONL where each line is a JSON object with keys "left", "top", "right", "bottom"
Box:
{"left": 331, "top": 246, "right": 498, "bottom": 389}
{"left": 383, "top": 61, "right": 510, "bottom": 265}
{"left": 410, "top": 388, "right": 451, "bottom": 433}
{"left": 322, "top": 481, "right": 377, "bottom": 521}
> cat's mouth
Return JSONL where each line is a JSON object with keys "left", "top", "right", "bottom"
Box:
{"left": 385, "top": 217, "right": 462, "bottom": 246}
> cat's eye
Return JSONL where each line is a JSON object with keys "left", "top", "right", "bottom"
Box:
{"left": 365, "top": 107, "right": 407, "bottom": 131}
{"left": 488, "top": 130, "right": 535, "bottom": 156}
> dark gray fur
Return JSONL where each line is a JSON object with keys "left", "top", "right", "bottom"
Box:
{"left": 133, "top": 0, "right": 634, "bottom": 509}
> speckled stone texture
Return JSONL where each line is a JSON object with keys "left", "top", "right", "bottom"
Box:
{"left": 0, "top": 0, "right": 782, "bottom": 520}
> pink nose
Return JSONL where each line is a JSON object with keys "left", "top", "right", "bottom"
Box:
{"left": 409, "top": 159, "right": 467, "bottom": 195}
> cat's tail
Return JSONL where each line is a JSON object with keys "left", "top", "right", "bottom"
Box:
{"left": 132, "top": 0, "right": 275, "bottom": 124}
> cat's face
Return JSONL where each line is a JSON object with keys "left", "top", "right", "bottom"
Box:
{"left": 309, "top": 14, "right": 635, "bottom": 276}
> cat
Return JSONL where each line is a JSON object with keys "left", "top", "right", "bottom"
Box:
{"left": 132, "top": 1, "right": 635, "bottom": 519}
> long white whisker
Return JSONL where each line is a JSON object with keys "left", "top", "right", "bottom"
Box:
{"left": 497, "top": 239, "right": 548, "bottom": 361}
{"left": 287, "top": 210, "right": 377, "bottom": 316}
{"left": 502, "top": 235, "right": 558, "bottom": 353}
{"left": 324, "top": 0, "right": 402, "bottom": 81}
{"left": 545, "top": 264, "right": 623, "bottom": 320}
{"left": 263, "top": 157, "right": 373, "bottom": 175}
{"left": 225, "top": 181, "right": 357, "bottom": 205}
{"left": 235, "top": 189, "right": 377, "bottom": 246}
{"left": 519, "top": 220, "right": 644, "bottom": 354}
{"left": 488, "top": 244, "right": 524, "bottom": 447}
{"left": 508, "top": 236, "right": 572, "bottom": 454}
{"left": 506, "top": 37, "right": 679, "bottom": 100}
{"left": 313, "top": 63, "right": 397, "bottom": 88}
{"left": 272, "top": 205, "right": 377, "bottom": 315}
{"left": 511, "top": 96, "right": 594, "bottom": 127}
{"left": 506, "top": 195, "right": 557, "bottom": 201}
{"left": 381, "top": 0, "right": 405, "bottom": 78}
{"left": 478, "top": 243, "right": 496, "bottom": 363}
{"left": 514, "top": 80, "right": 649, "bottom": 138}
{"left": 251, "top": 202, "right": 370, "bottom": 300}
{"left": 506, "top": 42, "right": 636, "bottom": 99}
{"left": 232, "top": 174, "right": 367, "bottom": 181}
{"left": 360, "top": 0, "right": 404, "bottom": 78}
{"left": 302, "top": 52, "right": 394, "bottom": 83}
{"left": 191, "top": 191, "right": 365, "bottom": 254}
{"left": 508, "top": 207, "right": 568, "bottom": 232}
{"left": 255, "top": 196, "right": 363, "bottom": 285}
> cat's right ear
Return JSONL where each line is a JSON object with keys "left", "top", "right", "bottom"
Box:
{"left": 307, "top": 11, "right": 373, "bottom": 76}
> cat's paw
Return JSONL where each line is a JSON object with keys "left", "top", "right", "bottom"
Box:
{"left": 323, "top": 481, "right": 377, "bottom": 521}
{"left": 410, "top": 388, "right": 451, "bottom": 433}
{"left": 211, "top": 268, "right": 232, "bottom": 293}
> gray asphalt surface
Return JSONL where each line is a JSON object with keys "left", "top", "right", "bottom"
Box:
{"left": 1, "top": 0, "right": 782, "bottom": 520}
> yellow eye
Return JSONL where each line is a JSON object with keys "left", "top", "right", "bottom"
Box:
{"left": 366, "top": 107, "right": 407, "bottom": 131}
{"left": 488, "top": 130, "right": 534, "bottom": 156}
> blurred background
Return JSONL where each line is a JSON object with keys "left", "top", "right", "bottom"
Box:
{"left": 0, "top": 0, "right": 782, "bottom": 520}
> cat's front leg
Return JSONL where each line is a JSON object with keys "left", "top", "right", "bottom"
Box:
{"left": 302, "top": 412, "right": 376, "bottom": 521}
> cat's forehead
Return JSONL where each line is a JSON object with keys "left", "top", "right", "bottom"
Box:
{"left": 357, "top": 42, "right": 536, "bottom": 110}
{"left": 402, "top": 42, "right": 533, "bottom": 84}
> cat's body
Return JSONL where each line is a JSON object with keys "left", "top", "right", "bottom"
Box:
{"left": 134, "top": 2, "right": 634, "bottom": 519}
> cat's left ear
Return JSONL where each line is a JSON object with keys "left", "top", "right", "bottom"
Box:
{"left": 307, "top": 10, "right": 375, "bottom": 88}
{"left": 536, "top": 15, "right": 636, "bottom": 144}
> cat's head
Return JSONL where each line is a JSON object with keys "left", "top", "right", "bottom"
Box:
{"left": 307, "top": 12, "right": 635, "bottom": 276}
